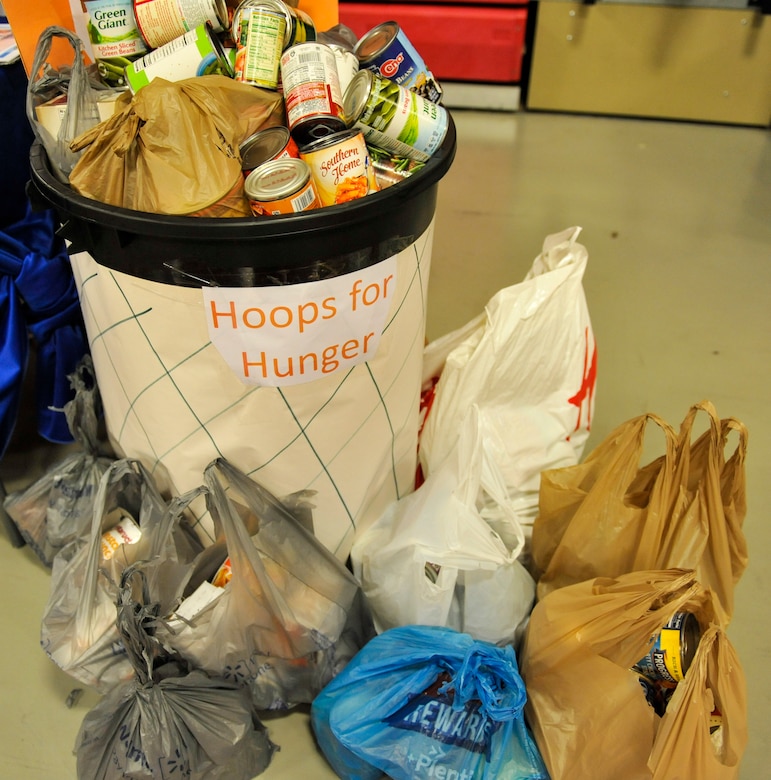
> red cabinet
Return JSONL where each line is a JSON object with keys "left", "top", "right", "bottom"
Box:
{"left": 338, "top": 2, "right": 529, "bottom": 84}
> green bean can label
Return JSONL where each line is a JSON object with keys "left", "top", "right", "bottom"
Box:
{"left": 344, "top": 69, "right": 448, "bottom": 163}
{"left": 85, "top": 0, "right": 149, "bottom": 86}
{"left": 232, "top": 0, "right": 287, "bottom": 89}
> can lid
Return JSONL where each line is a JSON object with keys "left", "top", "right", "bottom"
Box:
{"left": 205, "top": 21, "right": 234, "bottom": 78}
{"left": 299, "top": 128, "right": 362, "bottom": 154}
{"left": 212, "top": 0, "right": 229, "bottom": 30}
{"left": 679, "top": 612, "right": 701, "bottom": 675}
{"left": 231, "top": 0, "right": 287, "bottom": 44}
{"left": 240, "top": 126, "right": 292, "bottom": 170}
{"left": 354, "top": 21, "right": 399, "bottom": 62}
{"left": 245, "top": 158, "right": 310, "bottom": 201}
{"left": 343, "top": 69, "right": 373, "bottom": 126}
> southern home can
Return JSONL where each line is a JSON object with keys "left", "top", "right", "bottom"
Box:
{"left": 84, "top": 0, "right": 148, "bottom": 87}
{"left": 124, "top": 22, "right": 233, "bottom": 92}
{"left": 280, "top": 42, "right": 346, "bottom": 146}
{"left": 343, "top": 69, "right": 448, "bottom": 163}
{"left": 133, "top": 0, "right": 228, "bottom": 48}
{"left": 633, "top": 611, "right": 701, "bottom": 684}
{"left": 300, "top": 129, "right": 379, "bottom": 207}
{"left": 231, "top": 0, "right": 287, "bottom": 89}
{"left": 354, "top": 20, "right": 442, "bottom": 103}
{"left": 245, "top": 157, "right": 321, "bottom": 215}
{"left": 239, "top": 125, "right": 300, "bottom": 177}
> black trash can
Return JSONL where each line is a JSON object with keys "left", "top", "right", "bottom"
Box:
{"left": 29, "top": 117, "right": 456, "bottom": 559}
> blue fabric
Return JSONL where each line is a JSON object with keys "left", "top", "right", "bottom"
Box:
{"left": 0, "top": 204, "right": 88, "bottom": 457}
{"left": 311, "top": 625, "right": 550, "bottom": 780}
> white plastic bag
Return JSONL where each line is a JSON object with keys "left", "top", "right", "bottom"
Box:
{"left": 419, "top": 227, "right": 597, "bottom": 559}
{"left": 351, "top": 406, "right": 535, "bottom": 647}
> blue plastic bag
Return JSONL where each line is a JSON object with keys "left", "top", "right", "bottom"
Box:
{"left": 311, "top": 625, "right": 549, "bottom": 780}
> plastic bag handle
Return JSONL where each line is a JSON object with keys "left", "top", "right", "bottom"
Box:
{"left": 26, "top": 25, "right": 99, "bottom": 181}
{"left": 203, "top": 459, "right": 298, "bottom": 648}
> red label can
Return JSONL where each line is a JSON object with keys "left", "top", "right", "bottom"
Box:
{"left": 280, "top": 42, "right": 346, "bottom": 146}
{"left": 239, "top": 125, "right": 300, "bottom": 177}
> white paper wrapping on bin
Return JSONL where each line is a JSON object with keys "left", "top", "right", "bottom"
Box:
{"left": 419, "top": 226, "right": 597, "bottom": 556}
{"left": 69, "top": 224, "right": 435, "bottom": 559}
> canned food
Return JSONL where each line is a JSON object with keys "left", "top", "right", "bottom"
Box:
{"left": 231, "top": 0, "right": 287, "bottom": 89}
{"left": 634, "top": 611, "right": 701, "bottom": 684}
{"left": 354, "top": 20, "right": 442, "bottom": 103}
{"left": 240, "top": 125, "right": 300, "bottom": 177}
{"left": 84, "top": 0, "right": 148, "bottom": 87}
{"left": 211, "top": 556, "right": 233, "bottom": 587}
{"left": 280, "top": 42, "right": 346, "bottom": 146}
{"left": 124, "top": 22, "right": 233, "bottom": 92}
{"left": 368, "top": 143, "right": 426, "bottom": 189}
{"left": 133, "top": 0, "right": 228, "bottom": 49}
{"left": 245, "top": 157, "right": 321, "bottom": 215}
{"left": 280, "top": 2, "right": 316, "bottom": 48}
{"left": 300, "top": 129, "right": 379, "bottom": 206}
{"left": 343, "top": 69, "right": 448, "bottom": 163}
{"left": 100, "top": 512, "right": 142, "bottom": 559}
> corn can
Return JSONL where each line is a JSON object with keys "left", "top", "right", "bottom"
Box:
{"left": 300, "top": 129, "right": 379, "bottom": 206}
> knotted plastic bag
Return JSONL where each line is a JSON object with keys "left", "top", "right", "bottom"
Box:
{"left": 40, "top": 461, "right": 202, "bottom": 691}
{"left": 311, "top": 624, "right": 549, "bottom": 780}
{"left": 75, "top": 564, "right": 275, "bottom": 780}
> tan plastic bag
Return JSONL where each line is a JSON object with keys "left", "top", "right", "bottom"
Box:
{"left": 531, "top": 401, "right": 748, "bottom": 620}
{"left": 520, "top": 569, "right": 747, "bottom": 780}
{"left": 68, "top": 75, "right": 284, "bottom": 215}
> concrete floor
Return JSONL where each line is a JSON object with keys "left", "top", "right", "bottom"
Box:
{"left": 1, "top": 106, "right": 769, "bottom": 778}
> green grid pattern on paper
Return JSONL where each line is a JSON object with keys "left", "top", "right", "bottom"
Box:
{"left": 72, "top": 225, "right": 434, "bottom": 557}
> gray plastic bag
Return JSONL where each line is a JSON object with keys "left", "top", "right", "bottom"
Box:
{"left": 3, "top": 356, "right": 113, "bottom": 566}
{"left": 40, "top": 462, "right": 202, "bottom": 691}
{"left": 26, "top": 26, "right": 101, "bottom": 182}
{"left": 157, "top": 458, "right": 364, "bottom": 711}
{"left": 75, "top": 564, "right": 275, "bottom": 779}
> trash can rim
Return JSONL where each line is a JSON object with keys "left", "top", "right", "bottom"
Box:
{"left": 29, "top": 115, "right": 457, "bottom": 242}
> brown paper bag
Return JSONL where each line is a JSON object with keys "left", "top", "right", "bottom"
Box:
{"left": 68, "top": 75, "right": 284, "bottom": 216}
{"left": 532, "top": 401, "right": 748, "bottom": 620}
{"left": 520, "top": 569, "right": 747, "bottom": 780}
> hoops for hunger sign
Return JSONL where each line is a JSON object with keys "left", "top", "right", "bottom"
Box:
{"left": 203, "top": 256, "right": 398, "bottom": 387}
